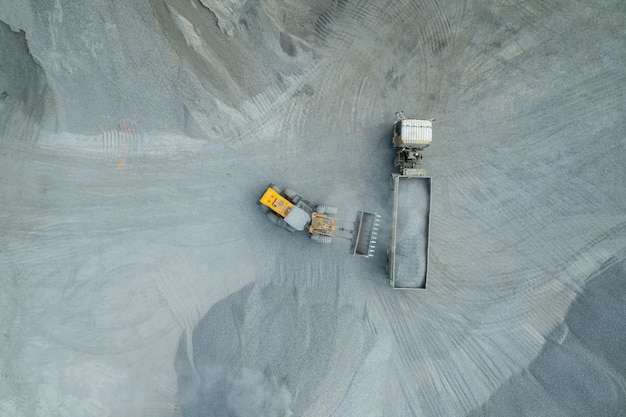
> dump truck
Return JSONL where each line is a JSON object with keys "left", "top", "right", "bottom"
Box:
{"left": 388, "top": 113, "right": 432, "bottom": 289}
{"left": 259, "top": 184, "right": 380, "bottom": 257}
{"left": 393, "top": 113, "right": 432, "bottom": 176}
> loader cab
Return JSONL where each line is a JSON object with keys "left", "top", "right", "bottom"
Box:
{"left": 260, "top": 187, "right": 293, "bottom": 218}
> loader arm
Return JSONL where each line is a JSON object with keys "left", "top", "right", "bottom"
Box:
{"left": 309, "top": 212, "right": 336, "bottom": 237}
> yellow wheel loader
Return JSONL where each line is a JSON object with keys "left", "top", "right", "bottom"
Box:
{"left": 259, "top": 184, "right": 380, "bottom": 257}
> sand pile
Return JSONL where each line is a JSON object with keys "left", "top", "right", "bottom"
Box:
{"left": 1, "top": 0, "right": 625, "bottom": 416}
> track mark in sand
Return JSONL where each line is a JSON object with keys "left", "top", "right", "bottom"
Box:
{"left": 313, "top": 7, "right": 333, "bottom": 44}
{"left": 240, "top": 0, "right": 450, "bottom": 149}
{"left": 0, "top": 371, "right": 30, "bottom": 384}
{"left": 100, "top": 120, "right": 142, "bottom": 169}
{"left": 258, "top": 249, "right": 345, "bottom": 289}
{"left": 319, "top": 0, "right": 383, "bottom": 50}
{"left": 410, "top": 0, "right": 454, "bottom": 54}
{"left": 361, "top": 303, "right": 379, "bottom": 336}
{"left": 240, "top": 4, "right": 383, "bottom": 135}
{"left": 279, "top": 3, "right": 381, "bottom": 143}
{"left": 509, "top": 0, "right": 554, "bottom": 25}
{"left": 154, "top": 266, "right": 200, "bottom": 332}
{"left": 312, "top": 0, "right": 362, "bottom": 49}
{"left": 368, "top": 0, "right": 454, "bottom": 55}
{"left": 238, "top": 0, "right": 384, "bottom": 148}
{"left": 388, "top": 313, "right": 518, "bottom": 414}
{"left": 525, "top": 73, "right": 626, "bottom": 144}
{"left": 454, "top": 0, "right": 561, "bottom": 82}
{"left": 138, "top": 397, "right": 184, "bottom": 417}
{"left": 153, "top": 265, "right": 202, "bottom": 382}
{"left": 231, "top": 70, "right": 311, "bottom": 149}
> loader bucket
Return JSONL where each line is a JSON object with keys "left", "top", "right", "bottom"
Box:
{"left": 350, "top": 211, "right": 381, "bottom": 257}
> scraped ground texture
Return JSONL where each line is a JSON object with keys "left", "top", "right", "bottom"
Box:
{"left": 1, "top": 1, "right": 625, "bottom": 416}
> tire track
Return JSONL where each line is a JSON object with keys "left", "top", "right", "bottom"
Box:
{"left": 100, "top": 120, "right": 143, "bottom": 168}
{"left": 235, "top": 0, "right": 456, "bottom": 152}
{"left": 278, "top": 2, "right": 393, "bottom": 148}
{"left": 154, "top": 264, "right": 200, "bottom": 333}
{"left": 249, "top": 1, "right": 403, "bottom": 150}
{"left": 15, "top": 248, "right": 175, "bottom": 356}
{"left": 0, "top": 101, "right": 43, "bottom": 148}
{"left": 229, "top": 69, "right": 311, "bottom": 149}
{"left": 411, "top": 0, "right": 454, "bottom": 55}
{"left": 311, "top": 0, "right": 373, "bottom": 51}
{"left": 153, "top": 262, "right": 206, "bottom": 389}
{"left": 370, "top": 290, "right": 532, "bottom": 415}
{"left": 267, "top": 60, "right": 337, "bottom": 154}
{"left": 510, "top": 0, "right": 555, "bottom": 26}
{"left": 524, "top": 72, "right": 626, "bottom": 146}
{"left": 263, "top": 1, "right": 386, "bottom": 149}
{"left": 452, "top": 0, "right": 559, "bottom": 87}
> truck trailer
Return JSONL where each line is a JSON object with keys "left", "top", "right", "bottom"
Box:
{"left": 388, "top": 113, "right": 433, "bottom": 289}
{"left": 388, "top": 175, "right": 432, "bottom": 289}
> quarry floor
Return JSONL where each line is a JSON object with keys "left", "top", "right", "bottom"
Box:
{"left": 1, "top": 1, "right": 625, "bottom": 416}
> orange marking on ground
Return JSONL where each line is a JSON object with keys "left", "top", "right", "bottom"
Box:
{"left": 117, "top": 120, "right": 135, "bottom": 134}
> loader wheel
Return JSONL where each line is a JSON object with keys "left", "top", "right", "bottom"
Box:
{"left": 285, "top": 189, "right": 301, "bottom": 204}
{"left": 266, "top": 212, "right": 280, "bottom": 225}
{"left": 320, "top": 235, "right": 332, "bottom": 244}
{"left": 311, "top": 234, "right": 332, "bottom": 244}
{"left": 281, "top": 219, "right": 298, "bottom": 233}
{"left": 284, "top": 188, "right": 298, "bottom": 201}
{"left": 316, "top": 204, "right": 337, "bottom": 215}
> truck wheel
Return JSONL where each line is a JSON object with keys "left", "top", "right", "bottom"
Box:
{"left": 316, "top": 204, "right": 337, "bottom": 215}
{"left": 270, "top": 184, "right": 282, "bottom": 194}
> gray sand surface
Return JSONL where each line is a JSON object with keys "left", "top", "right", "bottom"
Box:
{"left": 1, "top": 1, "right": 625, "bottom": 416}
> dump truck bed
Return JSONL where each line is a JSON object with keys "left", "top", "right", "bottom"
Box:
{"left": 388, "top": 175, "right": 431, "bottom": 289}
